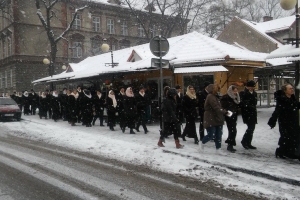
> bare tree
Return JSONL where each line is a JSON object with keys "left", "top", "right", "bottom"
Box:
{"left": 35, "top": 0, "right": 88, "bottom": 84}
{"left": 0, "top": 0, "right": 13, "bottom": 23}
{"left": 121, "top": 0, "right": 211, "bottom": 39}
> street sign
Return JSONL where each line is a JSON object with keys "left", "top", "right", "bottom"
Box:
{"left": 151, "top": 58, "right": 169, "bottom": 68}
{"left": 149, "top": 36, "right": 169, "bottom": 57}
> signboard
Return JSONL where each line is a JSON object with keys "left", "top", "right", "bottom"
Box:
{"left": 149, "top": 36, "right": 169, "bottom": 57}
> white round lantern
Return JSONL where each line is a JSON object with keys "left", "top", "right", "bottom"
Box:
{"left": 280, "top": 0, "right": 297, "bottom": 10}
{"left": 101, "top": 43, "right": 110, "bottom": 53}
{"left": 43, "top": 58, "right": 50, "bottom": 65}
{"left": 62, "top": 65, "right": 67, "bottom": 70}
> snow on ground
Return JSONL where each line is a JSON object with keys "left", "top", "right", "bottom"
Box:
{"left": 1, "top": 107, "right": 300, "bottom": 199}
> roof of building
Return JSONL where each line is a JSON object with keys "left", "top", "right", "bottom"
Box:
{"left": 237, "top": 15, "right": 295, "bottom": 46}
{"left": 33, "top": 31, "right": 267, "bottom": 84}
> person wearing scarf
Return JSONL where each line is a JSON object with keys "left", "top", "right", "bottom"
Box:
{"left": 123, "top": 87, "right": 137, "bottom": 134}
{"left": 106, "top": 90, "right": 117, "bottom": 131}
{"left": 22, "top": 91, "right": 30, "bottom": 115}
{"left": 92, "top": 89, "right": 106, "bottom": 126}
{"left": 135, "top": 85, "right": 149, "bottom": 134}
{"left": 220, "top": 85, "right": 240, "bottom": 153}
{"left": 39, "top": 92, "right": 48, "bottom": 119}
{"left": 81, "top": 89, "right": 93, "bottom": 127}
{"left": 181, "top": 85, "right": 199, "bottom": 144}
{"left": 68, "top": 89, "right": 79, "bottom": 126}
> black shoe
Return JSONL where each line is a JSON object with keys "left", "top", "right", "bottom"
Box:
{"left": 100, "top": 124, "right": 105, "bottom": 127}
{"left": 136, "top": 127, "right": 140, "bottom": 132}
{"left": 241, "top": 142, "right": 249, "bottom": 150}
{"left": 194, "top": 139, "right": 199, "bottom": 144}
{"left": 122, "top": 127, "right": 125, "bottom": 133}
{"left": 227, "top": 145, "right": 236, "bottom": 153}
{"left": 248, "top": 145, "right": 257, "bottom": 150}
{"left": 144, "top": 129, "right": 148, "bottom": 134}
{"left": 110, "top": 127, "right": 115, "bottom": 131}
{"left": 275, "top": 148, "right": 286, "bottom": 159}
{"left": 130, "top": 129, "right": 135, "bottom": 134}
{"left": 181, "top": 135, "right": 186, "bottom": 141}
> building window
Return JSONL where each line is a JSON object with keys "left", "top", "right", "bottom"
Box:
{"left": 151, "top": 25, "right": 157, "bottom": 37}
{"left": 92, "top": 16, "right": 101, "bottom": 32}
{"left": 91, "top": 39, "right": 101, "bottom": 55}
{"left": 7, "top": 37, "right": 11, "bottom": 56}
{"left": 10, "top": 69, "right": 13, "bottom": 87}
{"left": 3, "top": 39, "right": 6, "bottom": 58}
{"left": 121, "top": 21, "right": 128, "bottom": 36}
{"left": 107, "top": 18, "right": 115, "bottom": 34}
{"left": 4, "top": 71, "right": 7, "bottom": 88}
{"left": 138, "top": 24, "right": 144, "bottom": 38}
{"left": 72, "top": 42, "right": 82, "bottom": 58}
{"left": 72, "top": 13, "right": 81, "bottom": 30}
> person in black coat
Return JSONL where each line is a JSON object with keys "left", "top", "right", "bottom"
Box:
{"left": 197, "top": 82, "right": 210, "bottom": 141}
{"left": 81, "top": 89, "right": 93, "bottom": 127}
{"left": 39, "top": 92, "right": 48, "bottom": 119}
{"left": 123, "top": 87, "right": 137, "bottom": 134}
{"left": 135, "top": 85, "right": 149, "bottom": 134}
{"left": 29, "top": 89, "right": 39, "bottom": 115}
{"left": 76, "top": 85, "right": 84, "bottom": 123}
{"left": 106, "top": 90, "right": 117, "bottom": 131}
{"left": 59, "top": 88, "right": 68, "bottom": 121}
{"left": 68, "top": 89, "right": 79, "bottom": 126}
{"left": 239, "top": 80, "right": 258, "bottom": 150}
{"left": 181, "top": 85, "right": 199, "bottom": 144}
{"left": 92, "top": 89, "right": 105, "bottom": 126}
{"left": 45, "top": 90, "right": 52, "bottom": 119}
{"left": 175, "top": 85, "right": 184, "bottom": 125}
{"left": 50, "top": 91, "right": 61, "bottom": 122}
{"left": 22, "top": 91, "right": 30, "bottom": 115}
{"left": 268, "top": 84, "right": 300, "bottom": 159}
{"left": 116, "top": 86, "right": 125, "bottom": 130}
{"left": 220, "top": 85, "right": 240, "bottom": 153}
{"left": 157, "top": 88, "right": 184, "bottom": 149}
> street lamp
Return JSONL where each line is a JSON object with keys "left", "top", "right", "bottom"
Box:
{"left": 100, "top": 38, "right": 119, "bottom": 68}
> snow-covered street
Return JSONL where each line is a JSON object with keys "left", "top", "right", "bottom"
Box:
{"left": 1, "top": 107, "right": 300, "bottom": 199}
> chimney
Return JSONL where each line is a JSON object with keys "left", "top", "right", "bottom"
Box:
{"left": 263, "top": 16, "right": 273, "bottom": 22}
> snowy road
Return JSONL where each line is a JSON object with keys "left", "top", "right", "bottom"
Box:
{"left": 0, "top": 130, "right": 256, "bottom": 200}
{"left": 0, "top": 107, "right": 300, "bottom": 199}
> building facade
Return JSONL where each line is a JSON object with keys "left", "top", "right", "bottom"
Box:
{"left": 0, "top": 0, "right": 185, "bottom": 95}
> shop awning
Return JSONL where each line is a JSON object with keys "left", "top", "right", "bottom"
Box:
{"left": 173, "top": 66, "right": 228, "bottom": 74}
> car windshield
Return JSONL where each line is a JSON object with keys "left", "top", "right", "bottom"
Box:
{"left": 0, "top": 98, "right": 17, "bottom": 105}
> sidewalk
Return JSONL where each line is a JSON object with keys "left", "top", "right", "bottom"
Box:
{"left": 2, "top": 107, "right": 300, "bottom": 199}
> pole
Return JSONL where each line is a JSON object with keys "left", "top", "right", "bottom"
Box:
{"left": 159, "top": 35, "right": 164, "bottom": 136}
{"left": 111, "top": 50, "right": 114, "bottom": 68}
{"left": 295, "top": 3, "right": 299, "bottom": 99}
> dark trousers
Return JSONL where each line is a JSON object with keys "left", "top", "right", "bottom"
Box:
{"left": 136, "top": 111, "right": 147, "bottom": 131}
{"left": 31, "top": 104, "right": 37, "bottom": 115}
{"left": 107, "top": 111, "right": 116, "bottom": 128}
{"left": 241, "top": 122, "right": 256, "bottom": 145}
{"left": 199, "top": 113, "right": 205, "bottom": 140}
{"left": 93, "top": 110, "right": 104, "bottom": 125}
{"left": 225, "top": 115, "right": 237, "bottom": 146}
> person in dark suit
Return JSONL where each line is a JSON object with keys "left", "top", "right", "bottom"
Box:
{"left": 116, "top": 86, "right": 125, "bottom": 130}
{"left": 175, "top": 85, "right": 184, "bottom": 125}
{"left": 29, "top": 89, "right": 39, "bottom": 115}
{"left": 81, "top": 89, "right": 93, "bottom": 127}
{"left": 123, "top": 87, "right": 137, "bottom": 134}
{"left": 239, "top": 80, "right": 258, "bottom": 150}
{"left": 135, "top": 85, "right": 149, "bottom": 134}
{"left": 92, "top": 89, "right": 105, "bottom": 126}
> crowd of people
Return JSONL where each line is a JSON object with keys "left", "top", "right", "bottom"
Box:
{"left": 6, "top": 80, "right": 300, "bottom": 160}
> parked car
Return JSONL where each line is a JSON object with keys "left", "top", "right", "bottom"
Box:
{"left": 0, "top": 97, "right": 22, "bottom": 121}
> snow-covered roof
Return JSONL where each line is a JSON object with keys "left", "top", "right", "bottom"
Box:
{"left": 33, "top": 31, "right": 266, "bottom": 84}
{"left": 238, "top": 15, "right": 295, "bottom": 47}
{"left": 267, "top": 44, "right": 300, "bottom": 59}
{"left": 174, "top": 66, "right": 228, "bottom": 74}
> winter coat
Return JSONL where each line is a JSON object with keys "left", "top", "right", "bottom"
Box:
{"left": 135, "top": 92, "right": 149, "bottom": 113}
{"left": 116, "top": 92, "right": 124, "bottom": 113}
{"left": 176, "top": 92, "right": 184, "bottom": 121}
{"left": 239, "top": 88, "right": 257, "bottom": 124}
{"left": 197, "top": 89, "right": 209, "bottom": 116}
{"left": 92, "top": 94, "right": 105, "bottom": 113}
{"left": 67, "top": 94, "right": 78, "bottom": 123}
{"left": 29, "top": 92, "right": 39, "bottom": 107}
{"left": 81, "top": 93, "right": 93, "bottom": 123}
{"left": 182, "top": 95, "right": 198, "bottom": 119}
{"left": 39, "top": 96, "right": 49, "bottom": 116}
{"left": 203, "top": 94, "right": 227, "bottom": 128}
{"left": 162, "top": 96, "right": 178, "bottom": 123}
{"left": 123, "top": 96, "right": 136, "bottom": 116}
{"left": 268, "top": 90, "right": 300, "bottom": 155}
{"left": 106, "top": 97, "right": 116, "bottom": 113}
{"left": 50, "top": 96, "right": 60, "bottom": 120}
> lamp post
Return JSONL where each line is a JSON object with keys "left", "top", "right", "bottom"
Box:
{"left": 100, "top": 38, "right": 119, "bottom": 68}
{"left": 43, "top": 58, "right": 54, "bottom": 90}
{"left": 280, "top": 0, "right": 299, "bottom": 98}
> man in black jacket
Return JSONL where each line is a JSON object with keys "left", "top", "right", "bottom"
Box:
{"left": 240, "top": 80, "right": 258, "bottom": 150}
{"left": 92, "top": 89, "right": 105, "bottom": 126}
{"left": 29, "top": 89, "right": 39, "bottom": 115}
{"left": 196, "top": 82, "right": 210, "bottom": 141}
